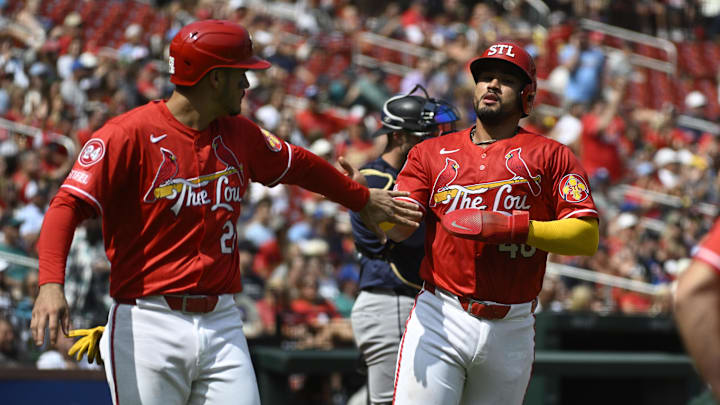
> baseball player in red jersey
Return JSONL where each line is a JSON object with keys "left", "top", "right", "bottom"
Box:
{"left": 29, "top": 20, "right": 420, "bottom": 405}
{"left": 386, "top": 42, "right": 600, "bottom": 404}
{"left": 676, "top": 219, "right": 720, "bottom": 400}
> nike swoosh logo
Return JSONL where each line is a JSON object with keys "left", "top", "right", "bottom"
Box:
{"left": 150, "top": 134, "right": 167, "bottom": 143}
{"left": 439, "top": 148, "right": 460, "bottom": 154}
{"left": 451, "top": 221, "right": 472, "bottom": 231}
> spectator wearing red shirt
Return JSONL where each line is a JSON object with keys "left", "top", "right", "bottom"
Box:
{"left": 295, "top": 86, "right": 351, "bottom": 141}
{"left": 580, "top": 80, "right": 630, "bottom": 183}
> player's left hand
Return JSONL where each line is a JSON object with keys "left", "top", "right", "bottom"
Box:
{"left": 359, "top": 188, "right": 422, "bottom": 244}
{"left": 441, "top": 209, "right": 529, "bottom": 244}
{"left": 68, "top": 326, "right": 105, "bottom": 365}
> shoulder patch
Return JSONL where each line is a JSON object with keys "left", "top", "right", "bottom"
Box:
{"left": 78, "top": 139, "right": 106, "bottom": 167}
{"left": 261, "top": 128, "right": 283, "bottom": 152}
{"left": 559, "top": 174, "right": 590, "bottom": 203}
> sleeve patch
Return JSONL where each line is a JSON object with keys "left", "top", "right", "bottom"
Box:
{"left": 261, "top": 128, "right": 283, "bottom": 152}
{"left": 78, "top": 138, "right": 106, "bottom": 167}
{"left": 558, "top": 173, "right": 590, "bottom": 203}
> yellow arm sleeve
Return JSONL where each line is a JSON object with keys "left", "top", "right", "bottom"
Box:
{"left": 526, "top": 217, "right": 599, "bottom": 256}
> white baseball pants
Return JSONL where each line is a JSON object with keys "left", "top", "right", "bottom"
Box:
{"left": 99, "top": 295, "right": 260, "bottom": 405}
{"left": 393, "top": 288, "right": 535, "bottom": 405}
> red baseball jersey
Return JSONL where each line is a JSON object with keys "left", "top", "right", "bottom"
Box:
{"left": 694, "top": 219, "right": 720, "bottom": 273}
{"left": 60, "top": 101, "right": 300, "bottom": 299}
{"left": 395, "top": 126, "right": 599, "bottom": 304}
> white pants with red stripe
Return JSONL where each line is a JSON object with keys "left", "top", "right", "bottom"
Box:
{"left": 99, "top": 295, "right": 260, "bottom": 405}
{"left": 393, "top": 288, "right": 535, "bottom": 405}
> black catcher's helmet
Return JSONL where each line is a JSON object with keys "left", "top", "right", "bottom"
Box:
{"left": 374, "top": 84, "right": 460, "bottom": 138}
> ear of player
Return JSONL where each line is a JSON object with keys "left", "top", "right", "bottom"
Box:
{"left": 441, "top": 210, "right": 530, "bottom": 244}
{"left": 67, "top": 326, "right": 105, "bottom": 365}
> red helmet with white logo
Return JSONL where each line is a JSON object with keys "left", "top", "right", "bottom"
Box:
{"left": 169, "top": 20, "right": 270, "bottom": 86}
{"left": 469, "top": 42, "right": 537, "bottom": 116}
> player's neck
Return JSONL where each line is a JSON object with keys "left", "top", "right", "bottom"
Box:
{"left": 472, "top": 120, "right": 519, "bottom": 146}
{"left": 166, "top": 91, "right": 217, "bottom": 132}
{"left": 381, "top": 149, "right": 404, "bottom": 170}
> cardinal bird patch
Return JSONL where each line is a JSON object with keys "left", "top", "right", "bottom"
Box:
{"left": 78, "top": 139, "right": 105, "bottom": 167}
{"left": 559, "top": 174, "right": 589, "bottom": 203}
{"left": 261, "top": 128, "right": 282, "bottom": 152}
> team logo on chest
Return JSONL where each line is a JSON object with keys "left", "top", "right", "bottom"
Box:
{"left": 430, "top": 147, "right": 542, "bottom": 213}
{"left": 559, "top": 174, "right": 589, "bottom": 203}
{"left": 143, "top": 136, "right": 245, "bottom": 215}
{"left": 504, "top": 148, "right": 541, "bottom": 196}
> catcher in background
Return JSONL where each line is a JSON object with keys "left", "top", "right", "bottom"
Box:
{"left": 348, "top": 85, "right": 459, "bottom": 405}
{"left": 386, "top": 42, "right": 599, "bottom": 404}
{"left": 30, "top": 20, "right": 420, "bottom": 405}
{"left": 675, "top": 218, "right": 720, "bottom": 401}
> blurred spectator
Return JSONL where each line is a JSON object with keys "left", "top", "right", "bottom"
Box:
{"left": 296, "top": 86, "right": 351, "bottom": 140}
{"left": 558, "top": 29, "right": 606, "bottom": 106}
{"left": 549, "top": 102, "right": 585, "bottom": 153}
{"left": 579, "top": 80, "right": 628, "bottom": 184}
{"left": 243, "top": 197, "right": 276, "bottom": 248}
{"left": 117, "top": 24, "right": 149, "bottom": 63}
{"left": 0, "top": 214, "right": 31, "bottom": 293}
{"left": 333, "top": 264, "right": 359, "bottom": 318}
{"left": 0, "top": 316, "right": 19, "bottom": 366}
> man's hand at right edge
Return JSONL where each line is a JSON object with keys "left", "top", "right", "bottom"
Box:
{"left": 358, "top": 188, "right": 422, "bottom": 244}
{"left": 31, "top": 283, "right": 70, "bottom": 347}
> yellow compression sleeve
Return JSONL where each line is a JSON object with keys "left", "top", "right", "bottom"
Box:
{"left": 526, "top": 217, "right": 598, "bottom": 256}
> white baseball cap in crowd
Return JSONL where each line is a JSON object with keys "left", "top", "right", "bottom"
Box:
{"left": 685, "top": 90, "right": 707, "bottom": 109}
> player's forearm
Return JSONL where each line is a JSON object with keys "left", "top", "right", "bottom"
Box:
{"left": 37, "top": 192, "right": 95, "bottom": 286}
{"left": 282, "top": 146, "right": 369, "bottom": 211}
{"left": 525, "top": 217, "right": 598, "bottom": 256}
{"left": 675, "top": 261, "right": 720, "bottom": 399}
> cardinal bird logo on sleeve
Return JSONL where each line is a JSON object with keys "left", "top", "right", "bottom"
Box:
{"left": 430, "top": 158, "right": 460, "bottom": 207}
{"left": 504, "top": 148, "right": 541, "bottom": 196}
{"left": 212, "top": 135, "right": 245, "bottom": 185}
{"left": 143, "top": 147, "right": 179, "bottom": 202}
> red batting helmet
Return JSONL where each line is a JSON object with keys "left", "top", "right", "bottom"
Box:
{"left": 469, "top": 42, "right": 537, "bottom": 117}
{"left": 169, "top": 20, "right": 270, "bottom": 86}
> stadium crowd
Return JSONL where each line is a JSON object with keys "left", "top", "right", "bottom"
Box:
{"left": 0, "top": 0, "right": 719, "bottom": 400}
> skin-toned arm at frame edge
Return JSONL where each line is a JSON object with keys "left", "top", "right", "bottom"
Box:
{"left": 674, "top": 260, "right": 720, "bottom": 400}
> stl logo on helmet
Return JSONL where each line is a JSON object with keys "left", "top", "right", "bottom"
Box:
{"left": 559, "top": 174, "right": 589, "bottom": 203}
{"left": 486, "top": 44, "right": 515, "bottom": 58}
{"left": 78, "top": 139, "right": 105, "bottom": 167}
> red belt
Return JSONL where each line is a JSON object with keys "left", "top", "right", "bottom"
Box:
{"left": 424, "top": 283, "right": 528, "bottom": 320}
{"left": 117, "top": 295, "right": 219, "bottom": 313}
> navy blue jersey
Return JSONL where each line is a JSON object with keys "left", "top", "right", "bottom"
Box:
{"left": 350, "top": 157, "right": 425, "bottom": 293}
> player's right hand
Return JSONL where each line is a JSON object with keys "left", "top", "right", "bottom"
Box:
{"left": 31, "top": 283, "right": 70, "bottom": 347}
{"left": 68, "top": 326, "right": 105, "bottom": 365}
{"left": 359, "top": 188, "right": 422, "bottom": 244}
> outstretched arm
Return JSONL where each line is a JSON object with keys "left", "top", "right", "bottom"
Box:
{"left": 283, "top": 149, "right": 421, "bottom": 243}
